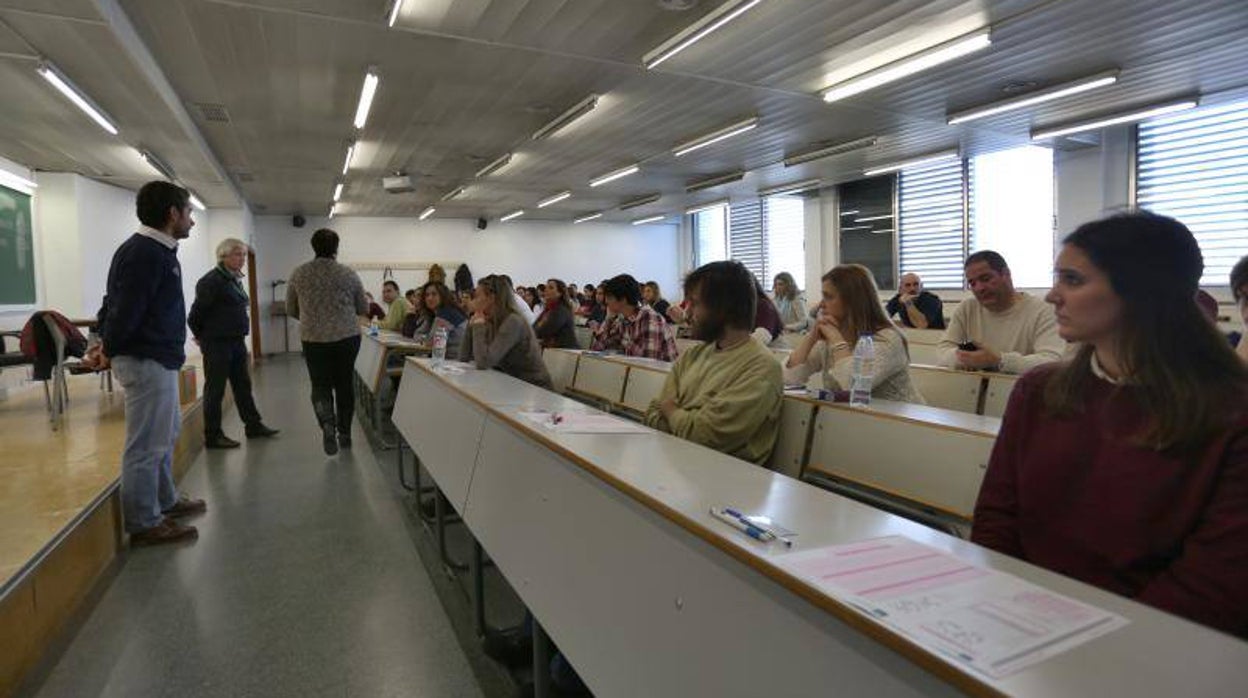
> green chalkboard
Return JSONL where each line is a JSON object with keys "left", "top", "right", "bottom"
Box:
{"left": 0, "top": 184, "right": 35, "bottom": 307}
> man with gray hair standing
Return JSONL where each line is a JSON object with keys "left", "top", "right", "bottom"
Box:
{"left": 189, "top": 237, "right": 279, "bottom": 448}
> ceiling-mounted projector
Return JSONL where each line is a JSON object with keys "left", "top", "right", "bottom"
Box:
{"left": 382, "top": 173, "right": 415, "bottom": 193}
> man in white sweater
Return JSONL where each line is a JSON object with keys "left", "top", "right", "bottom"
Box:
{"left": 937, "top": 250, "right": 1064, "bottom": 374}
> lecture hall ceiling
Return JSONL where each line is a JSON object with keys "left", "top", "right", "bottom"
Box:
{"left": 0, "top": 0, "right": 1245, "bottom": 222}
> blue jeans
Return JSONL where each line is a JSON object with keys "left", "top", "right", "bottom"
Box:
{"left": 112, "top": 356, "right": 181, "bottom": 532}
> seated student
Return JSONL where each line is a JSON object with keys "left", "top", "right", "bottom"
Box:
{"left": 416, "top": 281, "right": 468, "bottom": 354}
{"left": 1233, "top": 255, "right": 1248, "bottom": 362}
{"left": 937, "top": 250, "right": 1064, "bottom": 373}
{"left": 752, "top": 278, "right": 784, "bottom": 345}
{"left": 364, "top": 292, "right": 385, "bottom": 321}
{"left": 590, "top": 274, "right": 678, "bottom": 361}
{"left": 576, "top": 283, "right": 597, "bottom": 316}
{"left": 886, "top": 272, "right": 946, "bottom": 329}
{"left": 460, "top": 275, "right": 552, "bottom": 388}
{"left": 534, "top": 278, "right": 579, "bottom": 349}
{"left": 972, "top": 212, "right": 1248, "bottom": 638}
{"left": 642, "top": 281, "right": 671, "bottom": 319}
{"left": 404, "top": 288, "right": 419, "bottom": 309}
{"left": 772, "top": 271, "right": 811, "bottom": 337}
{"left": 784, "top": 264, "right": 924, "bottom": 403}
{"left": 587, "top": 284, "right": 608, "bottom": 324}
{"left": 377, "top": 280, "right": 411, "bottom": 332}
{"left": 644, "top": 261, "right": 782, "bottom": 465}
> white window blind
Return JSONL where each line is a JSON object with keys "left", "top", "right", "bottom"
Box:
{"left": 1137, "top": 99, "right": 1248, "bottom": 285}
{"left": 898, "top": 157, "right": 965, "bottom": 288}
{"left": 764, "top": 195, "right": 805, "bottom": 285}
{"left": 692, "top": 205, "right": 728, "bottom": 267}
{"left": 729, "top": 199, "right": 765, "bottom": 281}
{"left": 969, "top": 145, "right": 1055, "bottom": 288}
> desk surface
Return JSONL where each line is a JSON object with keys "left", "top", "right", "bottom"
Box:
{"left": 401, "top": 357, "right": 1248, "bottom": 697}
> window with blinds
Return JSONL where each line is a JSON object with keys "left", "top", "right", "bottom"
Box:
{"left": 764, "top": 195, "right": 806, "bottom": 286}
{"left": 898, "top": 157, "right": 965, "bottom": 288}
{"left": 729, "top": 199, "right": 766, "bottom": 281}
{"left": 1137, "top": 99, "right": 1248, "bottom": 286}
{"left": 692, "top": 205, "right": 728, "bottom": 267}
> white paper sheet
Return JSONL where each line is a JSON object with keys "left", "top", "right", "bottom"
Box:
{"left": 776, "top": 536, "right": 1128, "bottom": 680}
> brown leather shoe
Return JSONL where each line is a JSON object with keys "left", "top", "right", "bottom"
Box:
{"left": 130, "top": 519, "right": 198, "bottom": 547}
{"left": 163, "top": 494, "right": 207, "bottom": 518}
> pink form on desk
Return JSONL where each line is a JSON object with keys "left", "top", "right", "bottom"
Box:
{"left": 777, "top": 536, "right": 1128, "bottom": 680}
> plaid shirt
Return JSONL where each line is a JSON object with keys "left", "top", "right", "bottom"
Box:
{"left": 590, "top": 304, "right": 678, "bottom": 361}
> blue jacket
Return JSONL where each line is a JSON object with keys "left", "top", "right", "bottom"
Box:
{"left": 188, "top": 264, "right": 250, "bottom": 341}
{"left": 100, "top": 233, "right": 186, "bottom": 369}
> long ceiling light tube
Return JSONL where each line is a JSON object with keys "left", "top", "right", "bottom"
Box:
{"left": 673, "top": 117, "right": 759, "bottom": 157}
{"left": 589, "top": 164, "right": 640, "bottom": 187}
{"left": 863, "top": 149, "right": 960, "bottom": 176}
{"left": 620, "top": 193, "right": 661, "bottom": 210}
{"left": 387, "top": 0, "right": 404, "bottom": 27}
{"left": 333, "top": 182, "right": 343, "bottom": 202}
{"left": 573, "top": 212, "right": 603, "bottom": 224}
{"left": 36, "top": 61, "right": 118, "bottom": 135}
{"left": 475, "top": 153, "right": 512, "bottom": 178}
{"left": 500, "top": 209, "right": 525, "bottom": 222}
{"left": 1030, "top": 99, "right": 1198, "bottom": 140}
{"left": 537, "top": 191, "right": 572, "bottom": 208}
{"left": 419, "top": 206, "right": 435, "bottom": 221}
{"left": 633, "top": 215, "right": 666, "bottom": 226}
{"left": 138, "top": 149, "right": 176, "bottom": 180}
{"left": 441, "top": 186, "right": 466, "bottom": 201}
{"left": 782, "top": 136, "right": 877, "bottom": 167}
{"left": 342, "top": 143, "right": 355, "bottom": 175}
{"left": 947, "top": 70, "right": 1120, "bottom": 125}
{"left": 821, "top": 29, "right": 992, "bottom": 103}
{"left": 532, "top": 94, "right": 600, "bottom": 140}
{"left": 188, "top": 192, "right": 206, "bottom": 211}
{"left": 353, "top": 67, "right": 380, "bottom": 129}
{"left": 685, "top": 171, "right": 744, "bottom": 192}
{"left": 644, "top": 0, "right": 762, "bottom": 69}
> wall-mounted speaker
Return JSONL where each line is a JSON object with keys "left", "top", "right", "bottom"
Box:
{"left": 292, "top": 214, "right": 306, "bottom": 228}
{"left": 476, "top": 217, "right": 487, "bottom": 230}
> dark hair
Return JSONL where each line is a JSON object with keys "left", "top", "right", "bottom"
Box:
{"left": 546, "top": 278, "right": 574, "bottom": 310}
{"left": 602, "top": 274, "right": 642, "bottom": 307}
{"left": 454, "top": 264, "right": 474, "bottom": 293}
{"left": 1232, "top": 255, "right": 1248, "bottom": 301}
{"left": 311, "top": 228, "right": 339, "bottom": 258}
{"left": 136, "top": 181, "right": 189, "bottom": 229}
{"left": 965, "top": 250, "right": 1009, "bottom": 274}
{"left": 383, "top": 280, "right": 400, "bottom": 293}
{"left": 684, "top": 261, "right": 756, "bottom": 332}
{"left": 1044, "top": 211, "right": 1248, "bottom": 453}
{"left": 419, "top": 281, "right": 458, "bottom": 317}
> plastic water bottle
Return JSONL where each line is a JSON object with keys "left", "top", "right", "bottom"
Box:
{"left": 849, "top": 333, "right": 875, "bottom": 408}
{"left": 368, "top": 318, "right": 380, "bottom": 337}
{"left": 431, "top": 326, "right": 448, "bottom": 366}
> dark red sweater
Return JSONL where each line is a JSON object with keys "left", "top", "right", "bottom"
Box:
{"left": 972, "top": 365, "right": 1248, "bottom": 638}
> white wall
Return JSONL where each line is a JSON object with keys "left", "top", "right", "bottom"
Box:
{"left": 253, "top": 215, "right": 681, "bottom": 354}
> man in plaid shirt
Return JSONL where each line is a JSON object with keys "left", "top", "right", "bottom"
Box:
{"left": 590, "top": 274, "right": 678, "bottom": 361}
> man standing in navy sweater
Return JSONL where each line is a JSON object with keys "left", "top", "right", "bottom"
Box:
{"left": 100, "top": 181, "right": 206, "bottom": 546}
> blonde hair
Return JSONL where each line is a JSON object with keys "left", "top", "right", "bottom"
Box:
{"left": 215, "top": 237, "right": 248, "bottom": 261}
{"left": 823, "top": 264, "right": 899, "bottom": 346}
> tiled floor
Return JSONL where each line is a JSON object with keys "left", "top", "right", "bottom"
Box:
{"left": 23, "top": 355, "right": 483, "bottom": 698}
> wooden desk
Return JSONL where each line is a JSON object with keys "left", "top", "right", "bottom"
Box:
{"left": 353, "top": 331, "right": 428, "bottom": 447}
{"left": 392, "top": 358, "right": 1248, "bottom": 697}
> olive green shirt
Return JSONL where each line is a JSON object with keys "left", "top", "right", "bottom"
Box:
{"left": 644, "top": 337, "right": 782, "bottom": 466}
{"left": 380, "top": 296, "right": 412, "bottom": 332}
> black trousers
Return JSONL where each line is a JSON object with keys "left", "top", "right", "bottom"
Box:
{"left": 301, "top": 335, "right": 360, "bottom": 435}
{"left": 202, "top": 337, "right": 263, "bottom": 437}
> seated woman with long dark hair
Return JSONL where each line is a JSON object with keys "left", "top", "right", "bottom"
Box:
{"left": 534, "top": 278, "right": 579, "bottom": 349}
{"left": 783, "top": 264, "right": 923, "bottom": 403}
{"left": 972, "top": 212, "right": 1248, "bottom": 638}
{"left": 416, "top": 281, "right": 467, "bottom": 354}
{"left": 460, "top": 275, "right": 552, "bottom": 388}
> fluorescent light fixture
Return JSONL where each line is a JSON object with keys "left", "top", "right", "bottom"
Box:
{"left": 839, "top": 209, "right": 859, "bottom": 216}
{"left": 783, "top": 136, "right": 877, "bottom": 167}
{"left": 188, "top": 192, "right": 206, "bottom": 210}
{"left": 863, "top": 149, "right": 960, "bottom": 176}
{"left": 475, "top": 153, "right": 512, "bottom": 178}
{"left": 342, "top": 143, "right": 355, "bottom": 175}
{"left": 589, "top": 164, "right": 639, "bottom": 187}
{"left": 0, "top": 169, "right": 38, "bottom": 194}
{"left": 36, "top": 61, "right": 118, "bottom": 135}
{"left": 419, "top": 206, "right": 435, "bottom": 221}
{"left": 855, "top": 214, "right": 893, "bottom": 222}
{"left": 532, "top": 94, "right": 599, "bottom": 140}
{"left": 1030, "top": 99, "right": 1199, "bottom": 140}
{"left": 821, "top": 29, "right": 992, "bottom": 103}
{"left": 333, "top": 182, "right": 343, "bottom": 202}
{"left": 685, "top": 170, "right": 744, "bottom": 193}
{"left": 573, "top": 212, "right": 603, "bottom": 224}
{"left": 633, "top": 215, "right": 666, "bottom": 226}
{"left": 673, "top": 117, "right": 758, "bottom": 157}
{"left": 537, "top": 191, "right": 572, "bottom": 208}
{"left": 440, "top": 186, "right": 466, "bottom": 201}
{"left": 644, "top": 0, "right": 762, "bottom": 69}
{"left": 947, "top": 70, "right": 1120, "bottom": 125}
{"left": 353, "top": 67, "right": 379, "bottom": 129}
{"left": 387, "top": 0, "right": 404, "bottom": 27}
{"left": 759, "top": 178, "right": 821, "bottom": 197}
{"left": 138, "top": 149, "right": 176, "bottom": 180}
{"left": 329, "top": 203, "right": 339, "bottom": 218}
{"left": 500, "top": 209, "right": 525, "bottom": 222}
{"left": 620, "top": 193, "right": 661, "bottom": 210}
{"left": 686, "top": 199, "right": 729, "bottom": 215}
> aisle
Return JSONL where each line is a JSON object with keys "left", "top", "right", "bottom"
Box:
{"left": 26, "top": 355, "right": 483, "bottom": 698}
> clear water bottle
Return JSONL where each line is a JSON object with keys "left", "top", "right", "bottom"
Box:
{"left": 368, "top": 318, "right": 380, "bottom": 337}
{"left": 849, "top": 333, "right": 875, "bottom": 408}
{"left": 431, "top": 326, "right": 448, "bottom": 366}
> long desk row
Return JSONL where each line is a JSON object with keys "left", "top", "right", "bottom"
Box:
{"left": 546, "top": 349, "right": 997, "bottom": 528}
{"left": 391, "top": 357, "right": 1248, "bottom": 697}
{"left": 353, "top": 330, "right": 429, "bottom": 447}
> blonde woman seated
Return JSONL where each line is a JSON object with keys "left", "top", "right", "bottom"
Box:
{"left": 783, "top": 264, "right": 924, "bottom": 404}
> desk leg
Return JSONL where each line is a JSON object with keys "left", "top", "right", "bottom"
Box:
{"left": 396, "top": 440, "right": 416, "bottom": 491}
{"left": 532, "top": 618, "right": 552, "bottom": 698}
{"left": 471, "top": 539, "right": 486, "bottom": 638}
{"left": 434, "top": 489, "right": 469, "bottom": 575}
